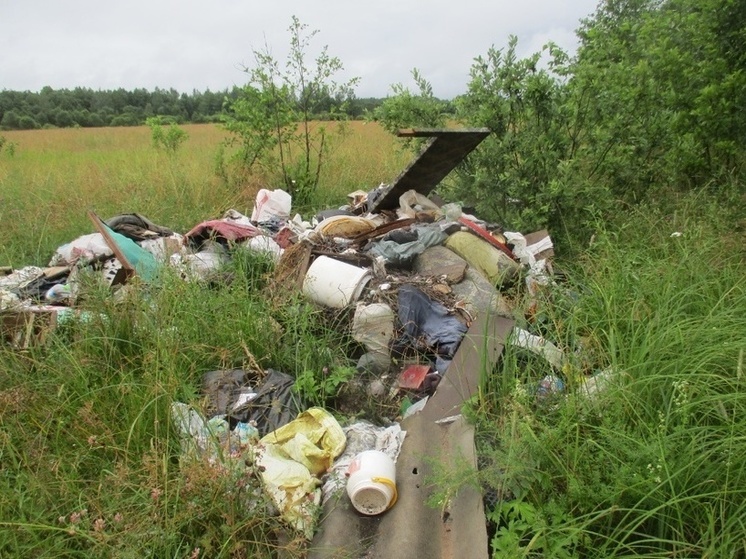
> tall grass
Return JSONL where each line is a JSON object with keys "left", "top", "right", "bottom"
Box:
{"left": 0, "top": 119, "right": 407, "bottom": 556}
{"left": 0, "top": 122, "right": 407, "bottom": 266}
{"left": 476, "top": 192, "right": 746, "bottom": 557}
{"left": 0, "top": 250, "right": 360, "bottom": 557}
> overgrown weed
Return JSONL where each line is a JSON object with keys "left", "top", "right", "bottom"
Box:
{"left": 0, "top": 249, "right": 351, "bottom": 556}
{"left": 473, "top": 191, "right": 746, "bottom": 557}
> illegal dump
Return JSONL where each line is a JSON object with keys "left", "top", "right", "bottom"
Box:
{"left": 3, "top": 128, "right": 745, "bottom": 559}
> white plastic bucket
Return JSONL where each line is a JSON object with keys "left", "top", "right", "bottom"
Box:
{"left": 346, "top": 450, "right": 397, "bottom": 515}
{"left": 303, "top": 256, "right": 372, "bottom": 309}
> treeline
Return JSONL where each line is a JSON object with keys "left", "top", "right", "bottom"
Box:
{"left": 0, "top": 86, "right": 386, "bottom": 130}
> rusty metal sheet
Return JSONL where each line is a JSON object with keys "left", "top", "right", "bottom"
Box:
{"left": 369, "top": 128, "right": 490, "bottom": 213}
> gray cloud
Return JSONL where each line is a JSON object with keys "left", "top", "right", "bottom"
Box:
{"left": 0, "top": 0, "right": 598, "bottom": 97}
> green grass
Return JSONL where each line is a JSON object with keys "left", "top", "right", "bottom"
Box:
{"left": 2, "top": 125, "right": 745, "bottom": 557}
{"left": 474, "top": 192, "right": 746, "bottom": 558}
{"left": 0, "top": 250, "right": 360, "bottom": 557}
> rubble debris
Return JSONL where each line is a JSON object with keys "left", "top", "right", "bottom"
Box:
{"left": 4, "top": 126, "right": 576, "bottom": 558}
{"left": 413, "top": 245, "right": 467, "bottom": 283}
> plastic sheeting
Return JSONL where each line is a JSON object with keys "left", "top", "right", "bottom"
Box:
{"left": 366, "top": 224, "right": 448, "bottom": 268}
{"left": 202, "top": 369, "right": 304, "bottom": 436}
{"left": 257, "top": 408, "right": 346, "bottom": 538}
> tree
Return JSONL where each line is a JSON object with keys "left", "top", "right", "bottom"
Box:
{"left": 146, "top": 116, "right": 188, "bottom": 155}
{"left": 222, "top": 15, "right": 359, "bottom": 205}
{"left": 372, "top": 68, "right": 448, "bottom": 152}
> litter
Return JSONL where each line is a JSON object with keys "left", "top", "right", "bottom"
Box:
{"left": 346, "top": 450, "right": 398, "bottom": 515}
{"left": 302, "top": 255, "right": 372, "bottom": 308}
{"left": 4, "top": 126, "right": 579, "bottom": 557}
{"left": 257, "top": 407, "right": 346, "bottom": 537}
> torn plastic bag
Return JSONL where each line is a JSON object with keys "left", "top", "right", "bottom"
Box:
{"left": 202, "top": 369, "right": 303, "bottom": 436}
{"left": 397, "top": 189, "right": 442, "bottom": 220}
{"left": 257, "top": 408, "right": 346, "bottom": 538}
{"left": 105, "top": 213, "right": 173, "bottom": 242}
{"left": 366, "top": 224, "right": 447, "bottom": 268}
{"left": 260, "top": 407, "right": 346, "bottom": 475}
{"left": 49, "top": 233, "right": 112, "bottom": 266}
{"left": 394, "top": 285, "right": 467, "bottom": 357}
{"left": 251, "top": 188, "right": 292, "bottom": 223}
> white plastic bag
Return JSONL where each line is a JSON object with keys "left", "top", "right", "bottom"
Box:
{"left": 251, "top": 189, "right": 292, "bottom": 222}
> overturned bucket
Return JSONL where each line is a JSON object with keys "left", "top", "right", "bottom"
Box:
{"left": 346, "top": 450, "right": 397, "bottom": 515}
{"left": 303, "top": 255, "right": 372, "bottom": 309}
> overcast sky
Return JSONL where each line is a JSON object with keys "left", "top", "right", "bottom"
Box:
{"left": 1, "top": 0, "right": 599, "bottom": 99}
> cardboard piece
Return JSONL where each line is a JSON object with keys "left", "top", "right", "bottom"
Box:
{"left": 1, "top": 307, "right": 60, "bottom": 349}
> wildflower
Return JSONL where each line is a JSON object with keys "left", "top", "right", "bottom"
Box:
{"left": 93, "top": 518, "right": 105, "bottom": 532}
{"left": 69, "top": 509, "right": 87, "bottom": 524}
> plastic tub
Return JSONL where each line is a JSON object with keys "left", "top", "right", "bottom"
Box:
{"left": 303, "top": 256, "right": 372, "bottom": 309}
{"left": 346, "top": 450, "right": 397, "bottom": 515}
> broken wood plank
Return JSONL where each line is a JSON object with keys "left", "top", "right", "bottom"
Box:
{"left": 369, "top": 128, "right": 490, "bottom": 213}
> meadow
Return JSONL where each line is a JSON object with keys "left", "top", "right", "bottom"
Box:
{"left": 0, "top": 122, "right": 408, "bottom": 266}
{"left": 1, "top": 123, "right": 745, "bottom": 558}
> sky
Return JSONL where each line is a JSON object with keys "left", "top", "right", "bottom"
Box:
{"left": 1, "top": 0, "right": 599, "bottom": 99}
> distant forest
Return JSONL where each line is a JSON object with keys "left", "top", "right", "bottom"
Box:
{"left": 0, "top": 87, "right": 387, "bottom": 130}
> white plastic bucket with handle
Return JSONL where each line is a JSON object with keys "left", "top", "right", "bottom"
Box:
{"left": 303, "top": 255, "right": 372, "bottom": 309}
{"left": 346, "top": 450, "right": 397, "bottom": 515}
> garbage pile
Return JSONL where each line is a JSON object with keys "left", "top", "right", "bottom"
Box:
{"left": 1, "top": 129, "right": 572, "bottom": 552}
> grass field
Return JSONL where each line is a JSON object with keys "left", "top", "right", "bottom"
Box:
{"left": 0, "top": 122, "right": 408, "bottom": 266}
{"left": 2, "top": 123, "right": 745, "bottom": 558}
